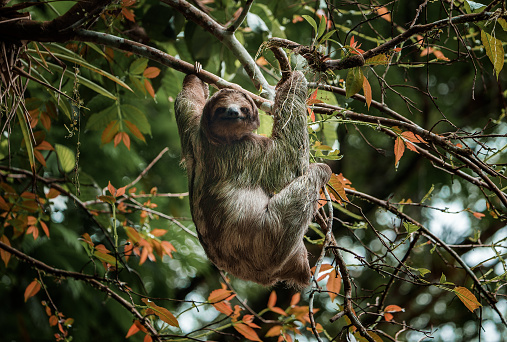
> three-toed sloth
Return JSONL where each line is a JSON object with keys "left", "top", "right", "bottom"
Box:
{"left": 175, "top": 71, "right": 331, "bottom": 289}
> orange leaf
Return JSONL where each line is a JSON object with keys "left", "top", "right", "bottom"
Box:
{"left": 265, "top": 325, "right": 282, "bottom": 337}
{"left": 473, "top": 212, "right": 485, "bottom": 219}
{"left": 144, "top": 79, "right": 155, "bottom": 98}
{"left": 376, "top": 6, "right": 391, "bottom": 22}
{"left": 143, "top": 335, "right": 152, "bottom": 342}
{"left": 208, "top": 288, "right": 235, "bottom": 303}
{"left": 327, "top": 269, "right": 341, "bottom": 301}
{"left": 234, "top": 323, "right": 262, "bottom": 341}
{"left": 34, "top": 150, "right": 46, "bottom": 167}
{"left": 108, "top": 181, "right": 116, "bottom": 197}
{"left": 290, "top": 293, "right": 301, "bottom": 306}
{"left": 394, "top": 136, "right": 405, "bottom": 167}
{"left": 401, "top": 131, "right": 427, "bottom": 144}
{"left": 102, "top": 120, "right": 120, "bottom": 144}
{"left": 0, "top": 235, "right": 11, "bottom": 267}
{"left": 122, "top": 132, "right": 131, "bottom": 150}
{"left": 49, "top": 315, "right": 58, "bottom": 326}
{"left": 116, "top": 186, "right": 126, "bottom": 197}
{"left": 126, "top": 322, "right": 140, "bottom": 338}
{"left": 143, "top": 67, "right": 161, "bottom": 79}
{"left": 270, "top": 306, "right": 288, "bottom": 316}
{"left": 454, "top": 286, "right": 482, "bottom": 312}
{"left": 384, "top": 312, "right": 394, "bottom": 321}
{"left": 40, "top": 221, "right": 50, "bottom": 237}
{"left": 404, "top": 140, "right": 419, "bottom": 153}
{"left": 114, "top": 132, "right": 122, "bottom": 148}
{"left": 145, "top": 301, "right": 179, "bottom": 327}
{"left": 27, "top": 225, "right": 39, "bottom": 240}
{"left": 433, "top": 49, "right": 450, "bottom": 61}
{"left": 160, "top": 241, "right": 176, "bottom": 258}
{"left": 267, "top": 290, "right": 277, "bottom": 308}
{"left": 46, "top": 188, "right": 60, "bottom": 199}
{"left": 122, "top": 7, "right": 135, "bottom": 22}
{"left": 384, "top": 304, "right": 404, "bottom": 313}
{"left": 24, "top": 279, "right": 41, "bottom": 302}
{"left": 213, "top": 301, "right": 233, "bottom": 316}
{"left": 125, "top": 120, "right": 146, "bottom": 142}
{"left": 362, "top": 76, "right": 372, "bottom": 110}
{"left": 256, "top": 56, "right": 269, "bottom": 66}
{"left": 40, "top": 112, "right": 51, "bottom": 130}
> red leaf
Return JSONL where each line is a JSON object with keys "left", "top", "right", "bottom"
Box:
{"left": 122, "top": 132, "right": 131, "bottom": 150}
{"left": 125, "top": 120, "right": 146, "bottom": 142}
{"left": 376, "top": 7, "right": 391, "bottom": 22}
{"left": 234, "top": 323, "right": 262, "bottom": 341}
{"left": 125, "top": 322, "right": 140, "bottom": 338}
{"left": 144, "top": 79, "right": 155, "bottom": 98}
{"left": 208, "top": 288, "right": 235, "bottom": 303}
{"left": 122, "top": 7, "right": 135, "bottom": 22}
{"left": 473, "top": 212, "right": 485, "bottom": 219}
{"left": 108, "top": 181, "right": 116, "bottom": 196}
{"left": 143, "top": 67, "right": 161, "bottom": 79}
{"left": 114, "top": 132, "right": 123, "bottom": 148}
{"left": 116, "top": 186, "right": 127, "bottom": 197}
{"left": 362, "top": 76, "right": 372, "bottom": 110}
{"left": 327, "top": 269, "right": 341, "bottom": 301}
{"left": 394, "top": 136, "right": 405, "bottom": 167}
{"left": 213, "top": 301, "right": 233, "bottom": 316}
{"left": 24, "top": 279, "right": 41, "bottom": 302}
{"left": 46, "top": 188, "right": 60, "bottom": 199}
{"left": 40, "top": 221, "right": 50, "bottom": 237}
{"left": 268, "top": 291, "right": 277, "bottom": 308}
{"left": 290, "top": 293, "right": 301, "bottom": 306}
{"left": 401, "top": 131, "right": 427, "bottom": 144}
{"left": 384, "top": 304, "right": 404, "bottom": 313}
{"left": 102, "top": 120, "right": 119, "bottom": 144}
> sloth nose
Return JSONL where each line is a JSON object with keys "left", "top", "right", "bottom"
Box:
{"left": 225, "top": 107, "right": 241, "bottom": 119}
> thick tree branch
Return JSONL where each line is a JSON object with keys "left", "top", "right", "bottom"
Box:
{"left": 72, "top": 30, "right": 273, "bottom": 112}
{"left": 269, "top": 11, "right": 503, "bottom": 71}
{"left": 161, "top": 0, "right": 274, "bottom": 99}
{"left": 0, "top": 0, "right": 114, "bottom": 42}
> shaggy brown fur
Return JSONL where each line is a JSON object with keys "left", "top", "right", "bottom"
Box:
{"left": 175, "top": 71, "right": 331, "bottom": 289}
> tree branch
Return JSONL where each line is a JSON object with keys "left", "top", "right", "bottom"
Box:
{"left": 161, "top": 0, "right": 274, "bottom": 99}
{"left": 0, "top": 240, "right": 162, "bottom": 341}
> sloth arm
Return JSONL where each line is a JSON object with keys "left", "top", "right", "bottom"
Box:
{"left": 174, "top": 74, "right": 209, "bottom": 158}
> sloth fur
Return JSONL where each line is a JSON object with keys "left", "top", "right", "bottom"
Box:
{"left": 175, "top": 71, "right": 331, "bottom": 288}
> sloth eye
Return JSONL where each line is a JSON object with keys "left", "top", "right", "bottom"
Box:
{"left": 215, "top": 107, "right": 226, "bottom": 115}
{"left": 240, "top": 107, "right": 249, "bottom": 114}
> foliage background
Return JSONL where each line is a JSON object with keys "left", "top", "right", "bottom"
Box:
{"left": 0, "top": 0, "right": 506, "bottom": 341}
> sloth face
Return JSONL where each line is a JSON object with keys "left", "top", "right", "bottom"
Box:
{"left": 203, "top": 90, "right": 259, "bottom": 143}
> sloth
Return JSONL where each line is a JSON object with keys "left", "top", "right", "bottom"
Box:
{"left": 174, "top": 70, "right": 331, "bottom": 288}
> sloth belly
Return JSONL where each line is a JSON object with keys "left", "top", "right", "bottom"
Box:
{"left": 194, "top": 185, "right": 287, "bottom": 285}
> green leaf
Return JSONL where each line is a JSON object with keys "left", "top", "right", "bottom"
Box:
{"left": 317, "top": 15, "right": 327, "bottom": 40}
{"left": 129, "top": 58, "right": 149, "bottom": 75}
{"left": 417, "top": 268, "right": 431, "bottom": 277}
{"left": 29, "top": 48, "right": 133, "bottom": 92}
{"left": 319, "top": 30, "right": 337, "bottom": 43}
{"left": 55, "top": 143, "right": 76, "bottom": 173}
{"left": 464, "top": 0, "right": 487, "bottom": 14}
{"left": 440, "top": 273, "right": 447, "bottom": 284}
{"left": 17, "top": 109, "right": 35, "bottom": 171}
{"left": 121, "top": 104, "right": 152, "bottom": 135}
{"left": 403, "top": 222, "right": 420, "bottom": 234}
{"left": 31, "top": 59, "right": 117, "bottom": 100}
{"left": 345, "top": 67, "right": 364, "bottom": 98}
{"left": 302, "top": 15, "right": 318, "bottom": 34}
{"left": 85, "top": 106, "right": 117, "bottom": 131}
{"left": 481, "top": 30, "right": 504, "bottom": 78}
